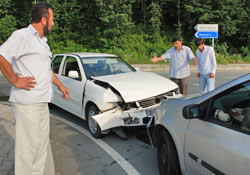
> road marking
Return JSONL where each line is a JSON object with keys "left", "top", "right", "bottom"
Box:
{"left": 224, "top": 77, "right": 238, "bottom": 79}
{"left": 51, "top": 115, "right": 141, "bottom": 175}
{"left": 192, "top": 83, "right": 199, "bottom": 86}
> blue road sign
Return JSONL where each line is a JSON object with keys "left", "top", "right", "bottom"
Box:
{"left": 195, "top": 31, "right": 218, "bottom": 38}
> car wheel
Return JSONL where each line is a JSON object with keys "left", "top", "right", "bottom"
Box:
{"left": 48, "top": 103, "right": 54, "bottom": 109}
{"left": 157, "top": 131, "right": 181, "bottom": 175}
{"left": 87, "top": 105, "right": 103, "bottom": 138}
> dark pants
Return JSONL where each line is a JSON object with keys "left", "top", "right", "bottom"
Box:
{"left": 171, "top": 77, "right": 188, "bottom": 95}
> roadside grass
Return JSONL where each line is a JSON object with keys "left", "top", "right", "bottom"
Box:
{"left": 0, "top": 96, "right": 9, "bottom": 101}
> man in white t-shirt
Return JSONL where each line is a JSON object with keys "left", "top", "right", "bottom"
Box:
{"left": 195, "top": 38, "right": 217, "bottom": 95}
{"left": 0, "top": 2, "right": 69, "bottom": 175}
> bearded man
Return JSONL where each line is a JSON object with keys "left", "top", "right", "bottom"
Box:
{"left": 0, "top": 2, "right": 69, "bottom": 175}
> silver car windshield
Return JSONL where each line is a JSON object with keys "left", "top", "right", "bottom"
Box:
{"left": 81, "top": 56, "right": 136, "bottom": 78}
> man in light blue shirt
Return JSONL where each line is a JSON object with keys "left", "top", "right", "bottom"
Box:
{"left": 195, "top": 38, "right": 217, "bottom": 94}
{"left": 151, "top": 37, "right": 196, "bottom": 95}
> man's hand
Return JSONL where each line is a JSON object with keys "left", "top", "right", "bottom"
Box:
{"left": 151, "top": 56, "right": 158, "bottom": 63}
{"left": 192, "top": 57, "right": 197, "bottom": 65}
{"left": 58, "top": 85, "right": 69, "bottom": 100}
{"left": 210, "top": 73, "right": 215, "bottom": 78}
{"left": 15, "top": 76, "right": 36, "bottom": 90}
{"left": 0, "top": 56, "right": 36, "bottom": 90}
{"left": 52, "top": 71, "right": 69, "bottom": 100}
{"left": 197, "top": 73, "right": 200, "bottom": 78}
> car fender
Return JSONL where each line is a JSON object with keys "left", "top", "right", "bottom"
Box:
{"left": 84, "top": 80, "right": 122, "bottom": 112}
{"left": 153, "top": 99, "right": 190, "bottom": 174}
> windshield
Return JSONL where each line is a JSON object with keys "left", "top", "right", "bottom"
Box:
{"left": 81, "top": 56, "right": 136, "bottom": 78}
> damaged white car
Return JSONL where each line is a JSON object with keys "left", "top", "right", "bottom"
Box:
{"left": 51, "top": 52, "right": 180, "bottom": 138}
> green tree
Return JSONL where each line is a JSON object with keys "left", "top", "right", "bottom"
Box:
{"left": 160, "top": 0, "right": 183, "bottom": 35}
{"left": 95, "top": 0, "right": 136, "bottom": 48}
{"left": 182, "top": 0, "right": 249, "bottom": 50}
{"left": 0, "top": 0, "right": 12, "bottom": 18}
{"left": 0, "top": 15, "right": 17, "bottom": 44}
{"left": 49, "top": 0, "right": 81, "bottom": 42}
{"left": 11, "top": 0, "right": 32, "bottom": 28}
{"left": 148, "top": 1, "right": 162, "bottom": 41}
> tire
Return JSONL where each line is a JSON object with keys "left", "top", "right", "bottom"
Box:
{"left": 157, "top": 131, "right": 181, "bottom": 175}
{"left": 87, "top": 105, "right": 103, "bottom": 138}
{"left": 48, "top": 103, "right": 54, "bottom": 109}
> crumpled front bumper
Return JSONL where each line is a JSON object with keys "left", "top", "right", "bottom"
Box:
{"left": 92, "top": 104, "right": 159, "bottom": 131}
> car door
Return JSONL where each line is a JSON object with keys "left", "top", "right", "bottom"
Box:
{"left": 184, "top": 81, "right": 250, "bottom": 175}
{"left": 52, "top": 55, "right": 86, "bottom": 117}
{"left": 51, "top": 55, "right": 66, "bottom": 107}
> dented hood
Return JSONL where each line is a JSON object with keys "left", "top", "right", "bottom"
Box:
{"left": 92, "top": 71, "right": 178, "bottom": 102}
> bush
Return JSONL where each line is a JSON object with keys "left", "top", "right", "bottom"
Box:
{"left": 243, "top": 56, "right": 250, "bottom": 63}
{"left": 215, "top": 42, "right": 229, "bottom": 56}
{"left": 230, "top": 54, "right": 244, "bottom": 63}
{"left": 241, "top": 46, "right": 250, "bottom": 58}
{"left": 50, "top": 40, "right": 87, "bottom": 54}
{"left": 216, "top": 53, "right": 229, "bottom": 65}
{"left": 100, "top": 33, "right": 173, "bottom": 64}
{"left": 47, "top": 29, "right": 249, "bottom": 65}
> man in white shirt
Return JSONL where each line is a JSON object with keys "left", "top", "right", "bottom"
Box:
{"left": 195, "top": 38, "right": 217, "bottom": 95}
{"left": 151, "top": 37, "right": 197, "bottom": 95}
{"left": 0, "top": 2, "right": 69, "bottom": 175}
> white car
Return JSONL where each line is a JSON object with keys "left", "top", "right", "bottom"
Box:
{"left": 151, "top": 74, "right": 250, "bottom": 175}
{"left": 51, "top": 52, "right": 180, "bottom": 138}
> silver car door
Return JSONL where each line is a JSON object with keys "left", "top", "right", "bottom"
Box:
{"left": 185, "top": 81, "right": 250, "bottom": 175}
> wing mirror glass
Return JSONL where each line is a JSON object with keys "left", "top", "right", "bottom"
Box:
{"left": 182, "top": 104, "right": 199, "bottom": 119}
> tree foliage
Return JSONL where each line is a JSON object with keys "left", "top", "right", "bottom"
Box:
{"left": 0, "top": 0, "right": 249, "bottom": 63}
{"left": 0, "top": 15, "right": 17, "bottom": 44}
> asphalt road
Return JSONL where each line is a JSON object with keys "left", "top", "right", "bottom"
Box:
{"left": 156, "top": 70, "right": 249, "bottom": 95}
{"left": 0, "top": 70, "right": 249, "bottom": 175}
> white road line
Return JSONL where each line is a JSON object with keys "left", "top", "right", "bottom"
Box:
{"left": 192, "top": 83, "right": 199, "bottom": 86}
{"left": 225, "top": 77, "right": 238, "bottom": 79}
{"left": 51, "top": 115, "right": 141, "bottom": 175}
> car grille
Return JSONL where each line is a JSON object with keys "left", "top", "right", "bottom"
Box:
{"left": 122, "top": 90, "right": 177, "bottom": 110}
{"left": 137, "top": 91, "right": 174, "bottom": 108}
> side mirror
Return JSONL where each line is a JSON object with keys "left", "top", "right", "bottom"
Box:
{"left": 68, "top": 70, "right": 79, "bottom": 79}
{"left": 182, "top": 104, "right": 199, "bottom": 119}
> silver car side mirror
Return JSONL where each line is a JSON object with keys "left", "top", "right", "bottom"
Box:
{"left": 68, "top": 70, "right": 79, "bottom": 79}
{"left": 182, "top": 105, "right": 199, "bottom": 119}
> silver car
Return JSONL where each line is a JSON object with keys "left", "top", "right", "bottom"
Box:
{"left": 151, "top": 74, "right": 250, "bottom": 175}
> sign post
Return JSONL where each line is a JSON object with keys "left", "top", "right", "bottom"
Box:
{"left": 194, "top": 24, "right": 218, "bottom": 48}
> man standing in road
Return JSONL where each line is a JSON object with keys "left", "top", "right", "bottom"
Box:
{"left": 151, "top": 36, "right": 197, "bottom": 95}
{"left": 0, "top": 2, "right": 69, "bottom": 175}
{"left": 195, "top": 38, "right": 217, "bottom": 94}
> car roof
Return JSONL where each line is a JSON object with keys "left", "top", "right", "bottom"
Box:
{"left": 55, "top": 52, "right": 118, "bottom": 58}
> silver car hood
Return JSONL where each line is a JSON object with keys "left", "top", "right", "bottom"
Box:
{"left": 92, "top": 71, "right": 178, "bottom": 103}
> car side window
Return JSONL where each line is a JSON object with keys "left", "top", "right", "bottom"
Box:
{"left": 209, "top": 81, "right": 250, "bottom": 135}
{"left": 62, "top": 56, "right": 82, "bottom": 81}
{"left": 52, "top": 56, "right": 63, "bottom": 74}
